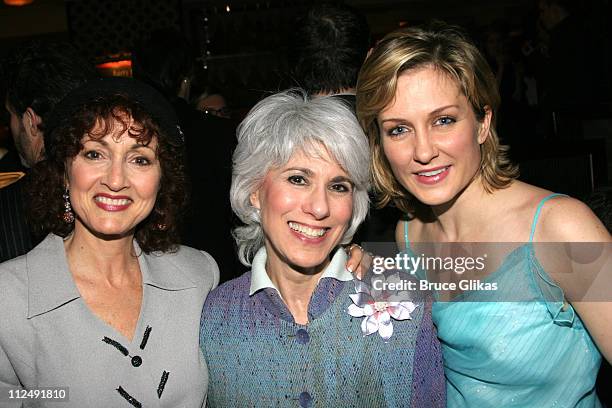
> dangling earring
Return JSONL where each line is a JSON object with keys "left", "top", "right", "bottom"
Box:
{"left": 152, "top": 207, "right": 167, "bottom": 231}
{"left": 62, "top": 188, "right": 75, "bottom": 223}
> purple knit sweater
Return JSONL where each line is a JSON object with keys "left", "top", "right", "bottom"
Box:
{"left": 200, "top": 271, "right": 445, "bottom": 407}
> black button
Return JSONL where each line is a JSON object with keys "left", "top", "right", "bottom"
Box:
{"left": 296, "top": 329, "right": 310, "bottom": 344}
{"left": 131, "top": 356, "right": 142, "bottom": 367}
{"left": 299, "top": 391, "right": 312, "bottom": 407}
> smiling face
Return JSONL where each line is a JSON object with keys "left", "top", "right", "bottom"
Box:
{"left": 250, "top": 147, "right": 354, "bottom": 274}
{"left": 66, "top": 117, "right": 162, "bottom": 240}
{"left": 377, "top": 66, "right": 491, "bottom": 207}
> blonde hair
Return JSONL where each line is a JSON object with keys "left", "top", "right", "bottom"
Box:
{"left": 356, "top": 23, "right": 518, "bottom": 214}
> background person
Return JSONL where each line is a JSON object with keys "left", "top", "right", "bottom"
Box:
{"left": 1, "top": 40, "right": 98, "bottom": 262}
{"left": 289, "top": 2, "right": 370, "bottom": 101}
{"left": 132, "top": 28, "right": 241, "bottom": 278}
{"left": 290, "top": 2, "right": 398, "bottom": 244}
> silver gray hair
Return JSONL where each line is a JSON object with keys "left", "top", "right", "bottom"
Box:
{"left": 231, "top": 89, "right": 370, "bottom": 266}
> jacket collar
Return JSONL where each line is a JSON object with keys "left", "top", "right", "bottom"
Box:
{"left": 249, "top": 246, "right": 351, "bottom": 300}
{"left": 27, "top": 234, "right": 196, "bottom": 319}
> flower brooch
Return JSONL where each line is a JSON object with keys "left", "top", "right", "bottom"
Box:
{"left": 347, "top": 273, "right": 417, "bottom": 341}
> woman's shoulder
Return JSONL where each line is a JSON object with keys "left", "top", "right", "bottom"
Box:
{"left": 0, "top": 252, "right": 27, "bottom": 275}
{"left": 201, "top": 272, "right": 251, "bottom": 319}
{"left": 482, "top": 181, "right": 601, "bottom": 241}
{"left": 0, "top": 252, "right": 31, "bottom": 323}
{"left": 511, "top": 183, "right": 611, "bottom": 242}
{"left": 495, "top": 182, "right": 556, "bottom": 233}
{"left": 0, "top": 234, "right": 62, "bottom": 290}
{"left": 206, "top": 272, "right": 252, "bottom": 302}
{"left": 537, "top": 197, "right": 609, "bottom": 242}
{"left": 0, "top": 254, "right": 28, "bottom": 299}
{"left": 151, "top": 245, "right": 221, "bottom": 288}
{"left": 172, "top": 244, "right": 218, "bottom": 265}
{"left": 502, "top": 181, "right": 610, "bottom": 242}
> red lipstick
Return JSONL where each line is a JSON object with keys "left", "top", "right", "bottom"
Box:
{"left": 93, "top": 193, "right": 132, "bottom": 212}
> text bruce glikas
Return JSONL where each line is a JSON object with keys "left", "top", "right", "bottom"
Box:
{"left": 372, "top": 253, "right": 487, "bottom": 275}
{"left": 371, "top": 253, "right": 498, "bottom": 292}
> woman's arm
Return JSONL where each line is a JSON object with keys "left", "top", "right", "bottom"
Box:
{"left": 534, "top": 196, "right": 612, "bottom": 362}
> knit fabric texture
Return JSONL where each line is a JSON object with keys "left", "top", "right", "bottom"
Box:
{"left": 200, "top": 270, "right": 445, "bottom": 407}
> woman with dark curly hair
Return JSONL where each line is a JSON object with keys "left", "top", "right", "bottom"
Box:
{"left": 0, "top": 78, "right": 218, "bottom": 407}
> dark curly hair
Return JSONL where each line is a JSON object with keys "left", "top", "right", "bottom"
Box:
{"left": 27, "top": 93, "right": 188, "bottom": 253}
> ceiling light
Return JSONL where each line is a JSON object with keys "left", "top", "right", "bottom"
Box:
{"left": 4, "top": 0, "right": 34, "bottom": 6}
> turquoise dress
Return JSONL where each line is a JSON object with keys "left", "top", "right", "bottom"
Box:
{"left": 404, "top": 194, "right": 602, "bottom": 407}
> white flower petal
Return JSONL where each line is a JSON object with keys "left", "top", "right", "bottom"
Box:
{"left": 400, "top": 301, "right": 417, "bottom": 313}
{"left": 353, "top": 280, "right": 370, "bottom": 295}
{"left": 349, "top": 292, "right": 373, "bottom": 308}
{"left": 349, "top": 278, "right": 417, "bottom": 341}
{"left": 379, "top": 310, "right": 391, "bottom": 325}
{"left": 361, "top": 314, "right": 379, "bottom": 336}
{"left": 347, "top": 304, "right": 366, "bottom": 317}
{"left": 388, "top": 304, "right": 413, "bottom": 320}
{"left": 362, "top": 303, "right": 375, "bottom": 316}
{"left": 378, "top": 319, "right": 394, "bottom": 340}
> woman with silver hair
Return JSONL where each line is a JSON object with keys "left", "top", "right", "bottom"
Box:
{"left": 200, "top": 90, "right": 444, "bottom": 407}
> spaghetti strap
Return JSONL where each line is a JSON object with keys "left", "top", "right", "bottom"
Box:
{"left": 404, "top": 220, "right": 410, "bottom": 250}
{"left": 529, "top": 193, "right": 567, "bottom": 242}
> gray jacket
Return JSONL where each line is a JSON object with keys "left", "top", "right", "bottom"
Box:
{"left": 0, "top": 234, "right": 219, "bottom": 407}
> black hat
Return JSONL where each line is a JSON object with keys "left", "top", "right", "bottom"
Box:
{"left": 44, "top": 77, "right": 183, "bottom": 157}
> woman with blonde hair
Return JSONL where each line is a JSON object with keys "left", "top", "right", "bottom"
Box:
{"left": 353, "top": 23, "right": 611, "bottom": 407}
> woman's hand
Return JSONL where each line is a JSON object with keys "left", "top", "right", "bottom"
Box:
{"left": 345, "top": 244, "right": 373, "bottom": 280}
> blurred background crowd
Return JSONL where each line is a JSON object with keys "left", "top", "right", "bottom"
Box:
{"left": 1, "top": 0, "right": 611, "bottom": 279}
{"left": 0, "top": 0, "right": 611, "bottom": 404}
